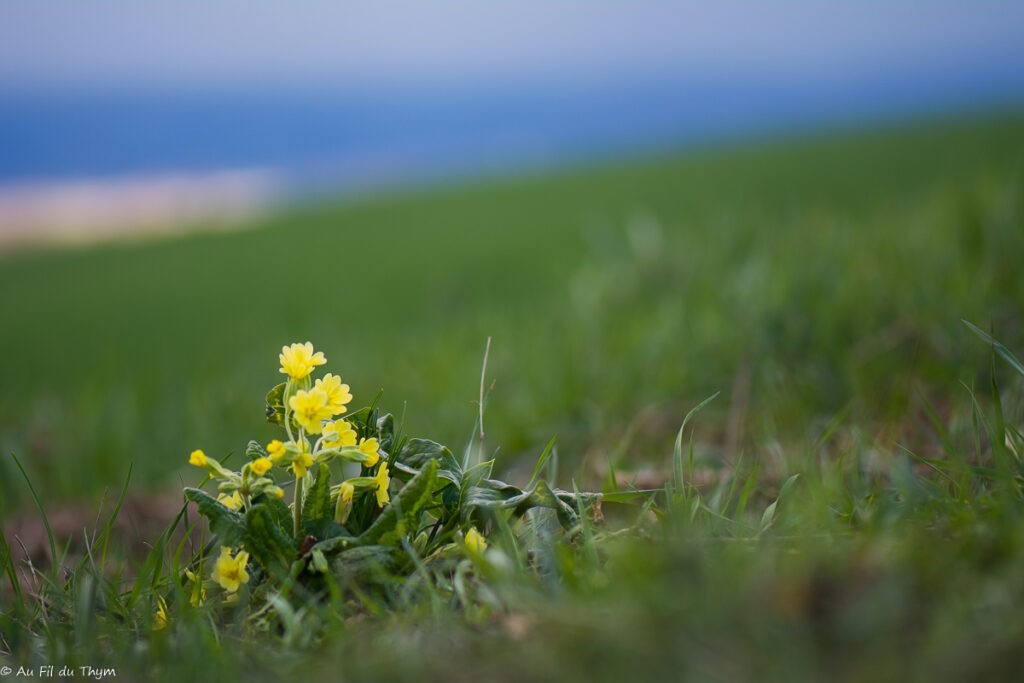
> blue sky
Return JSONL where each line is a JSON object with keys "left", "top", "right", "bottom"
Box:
{"left": 2, "top": 2, "right": 1023, "bottom": 92}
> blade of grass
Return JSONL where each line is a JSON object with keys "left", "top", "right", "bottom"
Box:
{"left": 528, "top": 436, "right": 558, "bottom": 490}
{"left": 10, "top": 453, "right": 57, "bottom": 578}
{"left": 673, "top": 392, "right": 720, "bottom": 491}
{"left": 963, "top": 319, "right": 1024, "bottom": 377}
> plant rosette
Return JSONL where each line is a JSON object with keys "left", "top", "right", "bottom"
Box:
{"left": 165, "top": 341, "right": 602, "bottom": 630}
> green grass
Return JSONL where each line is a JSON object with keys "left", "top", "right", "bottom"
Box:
{"left": 2, "top": 110, "right": 1024, "bottom": 681}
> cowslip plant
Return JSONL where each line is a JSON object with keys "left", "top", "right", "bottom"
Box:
{"left": 172, "top": 341, "right": 601, "bottom": 629}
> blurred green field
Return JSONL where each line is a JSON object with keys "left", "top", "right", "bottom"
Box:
{"left": 2, "top": 112, "right": 1023, "bottom": 514}
{"left": 4, "top": 111, "right": 1024, "bottom": 682}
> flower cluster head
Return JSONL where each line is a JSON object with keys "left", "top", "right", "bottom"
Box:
{"left": 186, "top": 342, "right": 393, "bottom": 532}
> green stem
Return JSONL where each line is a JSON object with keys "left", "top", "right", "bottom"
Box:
{"left": 283, "top": 379, "right": 295, "bottom": 443}
{"left": 293, "top": 475, "right": 304, "bottom": 538}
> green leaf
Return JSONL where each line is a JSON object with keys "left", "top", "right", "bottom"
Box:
{"left": 184, "top": 487, "right": 245, "bottom": 546}
{"left": 245, "top": 440, "right": 268, "bottom": 461}
{"left": 459, "top": 460, "right": 494, "bottom": 504}
{"left": 331, "top": 545, "right": 400, "bottom": 586}
{"left": 265, "top": 382, "right": 287, "bottom": 426}
{"left": 301, "top": 462, "right": 333, "bottom": 534}
{"left": 674, "top": 392, "right": 720, "bottom": 491}
{"left": 461, "top": 478, "right": 581, "bottom": 528}
{"left": 358, "top": 459, "right": 438, "bottom": 546}
{"left": 599, "top": 489, "right": 660, "bottom": 503}
{"left": 395, "top": 438, "right": 463, "bottom": 485}
{"left": 376, "top": 413, "right": 396, "bottom": 453}
{"left": 758, "top": 474, "right": 800, "bottom": 535}
{"left": 307, "top": 531, "right": 357, "bottom": 557}
{"left": 245, "top": 503, "right": 296, "bottom": 578}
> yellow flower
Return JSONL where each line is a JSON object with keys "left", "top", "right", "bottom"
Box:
{"left": 278, "top": 341, "right": 327, "bottom": 380}
{"left": 358, "top": 437, "right": 380, "bottom": 468}
{"left": 315, "top": 373, "right": 353, "bottom": 416}
{"left": 185, "top": 569, "right": 206, "bottom": 607}
{"left": 335, "top": 481, "right": 355, "bottom": 524}
{"left": 464, "top": 527, "right": 488, "bottom": 555}
{"left": 323, "top": 419, "right": 357, "bottom": 449}
{"left": 250, "top": 457, "right": 273, "bottom": 476}
{"left": 374, "top": 461, "right": 391, "bottom": 508}
{"left": 266, "top": 439, "right": 286, "bottom": 461}
{"left": 154, "top": 596, "right": 169, "bottom": 630}
{"left": 289, "top": 388, "right": 331, "bottom": 434}
{"left": 211, "top": 547, "right": 250, "bottom": 593}
{"left": 291, "top": 451, "right": 314, "bottom": 478}
{"left": 217, "top": 491, "right": 243, "bottom": 511}
{"left": 189, "top": 449, "right": 207, "bottom": 467}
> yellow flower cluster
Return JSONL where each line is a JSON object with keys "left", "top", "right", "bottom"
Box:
{"left": 187, "top": 341, "right": 395, "bottom": 573}
{"left": 270, "top": 342, "right": 391, "bottom": 513}
{"left": 288, "top": 373, "right": 352, "bottom": 435}
{"left": 186, "top": 447, "right": 284, "bottom": 511}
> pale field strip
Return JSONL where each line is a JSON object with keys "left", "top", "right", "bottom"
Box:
{"left": 0, "top": 168, "right": 282, "bottom": 251}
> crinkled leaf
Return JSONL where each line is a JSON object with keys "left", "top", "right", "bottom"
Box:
{"left": 462, "top": 478, "right": 581, "bottom": 528}
{"left": 255, "top": 490, "right": 292, "bottom": 532}
{"left": 359, "top": 459, "right": 438, "bottom": 546}
{"left": 395, "top": 438, "right": 463, "bottom": 485}
{"left": 265, "top": 382, "right": 287, "bottom": 426}
{"left": 301, "top": 462, "right": 333, "bottom": 534}
{"left": 184, "top": 487, "right": 245, "bottom": 546}
{"left": 245, "top": 440, "right": 268, "bottom": 461}
{"left": 245, "top": 503, "right": 296, "bottom": 578}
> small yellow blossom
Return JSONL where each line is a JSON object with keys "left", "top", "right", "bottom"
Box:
{"left": 374, "top": 461, "right": 391, "bottom": 508}
{"left": 217, "top": 491, "right": 243, "bottom": 510}
{"left": 289, "top": 388, "right": 332, "bottom": 434}
{"left": 291, "top": 451, "right": 314, "bottom": 478}
{"left": 358, "top": 437, "right": 381, "bottom": 468}
{"left": 189, "top": 449, "right": 207, "bottom": 467}
{"left": 154, "top": 596, "right": 169, "bottom": 630}
{"left": 266, "top": 439, "right": 286, "bottom": 461}
{"left": 315, "top": 373, "right": 353, "bottom": 416}
{"left": 250, "top": 457, "right": 273, "bottom": 476}
{"left": 464, "top": 527, "right": 488, "bottom": 555}
{"left": 278, "top": 341, "right": 327, "bottom": 380}
{"left": 185, "top": 569, "right": 206, "bottom": 607}
{"left": 323, "top": 419, "right": 358, "bottom": 449}
{"left": 211, "top": 547, "right": 250, "bottom": 593}
{"left": 335, "top": 481, "right": 355, "bottom": 524}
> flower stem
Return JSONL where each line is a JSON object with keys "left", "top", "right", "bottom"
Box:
{"left": 293, "top": 475, "right": 304, "bottom": 537}
{"left": 283, "top": 379, "right": 295, "bottom": 443}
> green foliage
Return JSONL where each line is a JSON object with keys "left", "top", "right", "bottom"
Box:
{"left": 183, "top": 487, "right": 245, "bottom": 546}
{"left": 3, "top": 114, "right": 1024, "bottom": 681}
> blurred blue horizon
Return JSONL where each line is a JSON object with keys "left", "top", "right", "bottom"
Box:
{"left": 1, "top": 2, "right": 1023, "bottom": 212}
